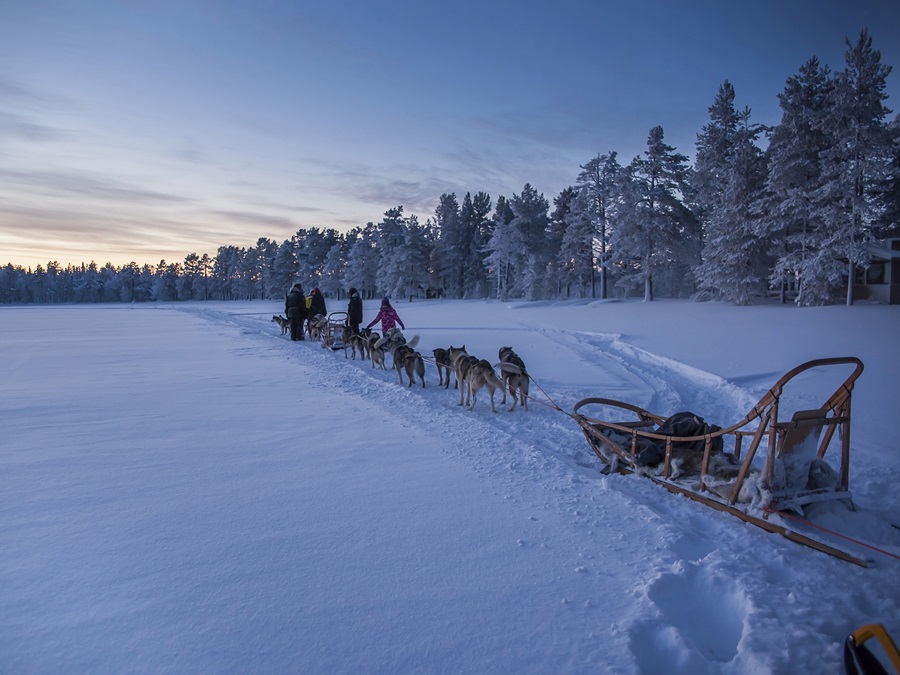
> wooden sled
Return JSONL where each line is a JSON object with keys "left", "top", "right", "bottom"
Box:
{"left": 573, "top": 357, "right": 869, "bottom": 566}
{"left": 321, "top": 311, "right": 349, "bottom": 350}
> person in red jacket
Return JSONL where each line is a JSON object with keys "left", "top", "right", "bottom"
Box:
{"left": 366, "top": 297, "right": 405, "bottom": 333}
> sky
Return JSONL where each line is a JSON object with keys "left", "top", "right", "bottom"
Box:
{"left": 2, "top": 298, "right": 899, "bottom": 671}
{"left": 1, "top": 0, "right": 899, "bottom": 270}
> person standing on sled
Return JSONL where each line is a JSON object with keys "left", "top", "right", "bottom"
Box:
{"left": 346, "top": 287, "right": 363, "bottom": 334}
{"left": 285, "top": 283, "right": 308, "bottom": 341}
{"left": 366, "top": 297, "right": 405, "bottom": 334}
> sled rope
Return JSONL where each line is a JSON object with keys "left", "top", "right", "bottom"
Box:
{"left": 762, "top": 506, "right": 900, "bottom": 562}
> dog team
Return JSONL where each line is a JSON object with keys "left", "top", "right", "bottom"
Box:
{"left": 273, "top": 289, "right": 530, "bottom": 413}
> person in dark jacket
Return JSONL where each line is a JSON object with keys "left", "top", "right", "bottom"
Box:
{"left": 309, "top": 287, "right": 327, "bottom": 318}
{"left": 346, "top": 287, "right": 363, "bottom": 334}
{"left": 285, "top": 283, "right": 307, "bottom": 341}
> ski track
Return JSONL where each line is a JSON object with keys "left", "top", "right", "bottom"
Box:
{"left": 183, "top": 306, "right": 898, "bottom": 673}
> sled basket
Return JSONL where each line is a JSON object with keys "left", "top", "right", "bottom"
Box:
{"left": 322, "top": 311, "right": 349, "bottom": 350}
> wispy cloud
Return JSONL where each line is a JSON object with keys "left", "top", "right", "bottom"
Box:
{"left": 0, "top": 169, "right": 193, "bottom": 204}
{"left": 0, "top": 111, "right": 67, "bottom": 142}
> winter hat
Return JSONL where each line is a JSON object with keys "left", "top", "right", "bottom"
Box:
{"left": 349, "top": 287, "right": 358, "bottom": 296}
{"left": 381, "top": 297, "right": 391, "bottom": 307}
{"left": 313, "top": 287, "right": 320, "bottom": 294}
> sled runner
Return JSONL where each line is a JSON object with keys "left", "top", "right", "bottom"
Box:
{"left": 573, "top": 357, "right": 874, "bottom": 566}
{"left": 321, "top": 311, "right": 348, "bottom": 351}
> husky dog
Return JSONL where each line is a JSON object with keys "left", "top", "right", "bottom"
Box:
{"left": 307, "top": 314, "right": 327, "bottom": 341}
{"left": 346, "top": 327, "right": 371, "bottom": 361}
{"left": 432, "top": 348, "right": 452, "bottom": 388}
{"left": 497, "top": 346, "right": 530, "bottom": 411}
{"left": 448, "top": 346, "right": 479, "bottom": 407}
{"left": 464, "top": 359, "right": 504, "bottom": 412}
{"left": 392, "top": 344, "right": 426, "bottom": 387}
{"left": 367, "top": 331, "right": 385, "bottom": 370}
{"left": 271, "top": 315, "right": 290, "bottom": 335}
{"left": 376, "top": 328, "right": 424, "bottom": 387}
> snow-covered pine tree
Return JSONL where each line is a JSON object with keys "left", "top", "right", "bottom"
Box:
{"left": 874, "top": 114, "right": 900, "bottom": 238}
{"left": 694, "top": 82, "right": 769, "bottom": 304}
{"left": 433, "top": 193, "right": 463, "bottom": 298}
{"left": 343, "top": 224, "right": 380, "bottom": 300}
{"left": 508, "top": 184, "right": 550, "bottom": 299}
{"left": 757, "top": 57, "right": 834, "bottom": 304}
{"left": 271, "top": 240, "right": 299, "bottom": 295}
{"left": 461, "top": 191, "right": 492, "bottom": 298}
{"left": 374, "top": 206, "right": 411, "bottom": 298}
{"left": 319, "top": 240, "right": 347, "bottom": 299}
{"left": 390, "top": 214, "right": 432, "bottom": 301}
{"left": 484, "top": 196, "right": 520, "bottom": 300}
{"left": 810, "top": 29, "right": 893, "bottom": 306}
{"left": 556, "top": 190, "right": 595, "bottom": 297}
{"left": 547, "top": 187, "right": 577, "bottom": 297}
{"left": 612, "top": 126, "right": 697, "bottom": 301}
{"left": 575, "top": 152, "right": 621, "bottom": 299}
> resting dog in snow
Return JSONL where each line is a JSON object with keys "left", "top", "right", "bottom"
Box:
{"left": 497, "top": 346, "right": 530, "bottom": 411}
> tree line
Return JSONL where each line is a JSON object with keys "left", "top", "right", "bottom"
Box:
{"left": 3, "top": 30, "right": 897, "bottom": 307}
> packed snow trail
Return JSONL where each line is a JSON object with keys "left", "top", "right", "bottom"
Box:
{"left": 180, "top": 301, "right": 900, "bottom": 674}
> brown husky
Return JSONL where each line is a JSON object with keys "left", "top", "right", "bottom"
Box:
{"left": 448, "top": 345, "right": 479, "bottom": 407}
{"left": 346, "top": 327, "right": 371, "bottom": 361}
{"left": 464, "top": 359, "right": 504, "bottom": 412}
{"left": 497, "top": 346, "right": 530, "bottom": 411}
{"left": 432, "top": 348, "right": 452, "bottom": 388}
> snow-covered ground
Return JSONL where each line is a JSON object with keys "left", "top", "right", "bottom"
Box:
{"left": 2, "top": 298, "right": 898, "bottom": 674}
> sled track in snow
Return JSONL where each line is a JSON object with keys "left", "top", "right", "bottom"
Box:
{"left": 183, "top": 307, "right": 769, "bottom": 537}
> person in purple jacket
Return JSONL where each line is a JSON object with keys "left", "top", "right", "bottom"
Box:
{"left": 366, "top": 297, "right": 405, "bottom": 333}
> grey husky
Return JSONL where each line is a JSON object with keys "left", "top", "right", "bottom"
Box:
{"left": 271, "top": 315, "right": 290, "bottom": 335}
{"left": 368, "top": 331, "right": 385, "bottom": 370}
{"left": 497, "top": 346, "right": 530, "bottom": 411}
{"left": 376, "top": 328, "right": 425, "bottom": 387}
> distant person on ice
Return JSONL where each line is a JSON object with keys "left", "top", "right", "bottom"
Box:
{"left": 346, "top": 287, "right": 363, "bottom": 334}
{"left": 366, "top": 297, "right": 405, "bottom": 334}
{"left": 284, "top": 283, "right": 307, "bottom": 341}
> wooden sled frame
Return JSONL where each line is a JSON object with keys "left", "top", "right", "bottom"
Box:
{"left": 321, "top": 311, "right": 348, "bottom": 350}
{"left": 573, "top": 357, "right": 867, "bottom": 566}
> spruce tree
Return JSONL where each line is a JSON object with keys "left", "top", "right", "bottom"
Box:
{"left": 811, "top": 29, "right": 893, "bottom": 305}
{"left": 695, "top": 82, "right": 769, "bottom": 304}
{"left": 575, "top": 152, "right": 621, "bottom": 298}
{"left": 613, "top": 126, "right": 697, "bottom": 301}
{"left": 758, "top": 57, "right": 834, "bottom": 304}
